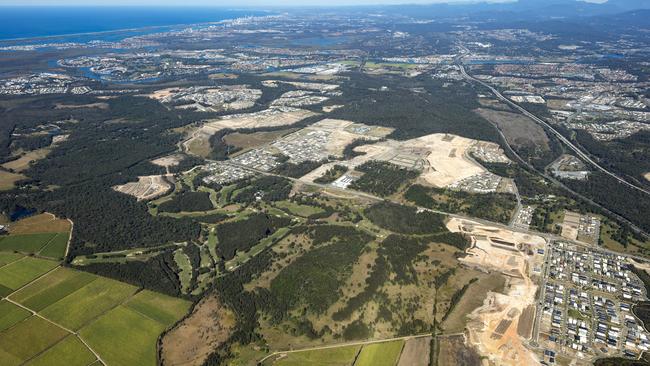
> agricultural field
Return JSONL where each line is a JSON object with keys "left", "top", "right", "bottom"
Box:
{"left": 269, "top": 345, "right": 361, "bottom": 366}
{"left": 7, "top": 213, "right": 71, "bottom": 234}
{"left": 0, "top": 256, "right": 59, "bottom": 292}
{"left": 0, "top": 300, "right": 30, "bottom": 331}
{"left": 0, "top": 256, "right": 191, "bottom": 366}
{"left": 266, "top": 338, "right": 418, "bottom": 366}
{"left": 355, "top": 340, "right": 404, "bottom": 366}
{"left": 0, "top": 213, "right": 72, "bottom": 260}
{"left": 0, "top": 316, "right": 69, "bottom": 366}
{"left": 25, "top": 335, "right": 96, "bottom": 366}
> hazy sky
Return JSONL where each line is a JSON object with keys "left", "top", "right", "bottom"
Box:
{"left": 0, "top": 0, "right": 516, "bottom": 6}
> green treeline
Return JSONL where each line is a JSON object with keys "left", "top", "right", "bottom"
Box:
{"left": 215, "top": 213, "right": 291, "bottom": 260}
{"left": 314, "top": 165, "right": 348, "bottom": 184}
{"left": 350, "top": 161, "right": 418, "bottom": 196}
{"left": 230, "top": 176, "right": 292, "bottom": 203}
{"left": 365, "top": 201, "right": 446, "bottom": 234}
{"left": 404, "top": 184, "right": 516, "bottom": 224}
{"left": 158, "top": 191, "right": 213, "bottom": 213}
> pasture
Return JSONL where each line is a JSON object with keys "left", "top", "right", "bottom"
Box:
{"left": 0, "top": 257, "right": 58, "bottom": 291}
{"left": 0, "top": 316, "right": 68, "bottom": 366}
{"left": 40, "top": 277, "right": 138, "bottom": 330}
{"left": 8, "top": 213, "right": 71, "bottom": 234}
{"left": 38, "top": 232, "right": 70, "bottom": 259}
{"left": 0, "top": 233, "right": 57, "bottom": 253}
{"left": 0, "top": 254, "right": 191, "bottom": 366}
{"left": 355, "top": 341, "right": 404, "bottom": 366}
{"left": 0, "top": 300, "right": 30, "bottom": 331}
{"left": 25, "top": 335, "right": 96, "bottom": 366}
{"left": 0, "top": 170, "right": 26, "bottom": 191}
{"left": 80, "top": 305, "right": 167, "bottom": 366}
{"left": 0, "top": 213, "right": 72, "bottom": 259}
{"left": 10, "top": 267, "right": 96, "bottom": 311}
{"left": 124, "top": 289, "right": 191, "bottom": 327}
{"left": 0, "top": 251, "right": 23, "bottom": 266}
{"left": 272, "top": 345, "right": 361, "bottom": 366}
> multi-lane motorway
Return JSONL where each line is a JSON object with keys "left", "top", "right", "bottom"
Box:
{"left": 457, "top": 63, "right": 650, "bottom": 196}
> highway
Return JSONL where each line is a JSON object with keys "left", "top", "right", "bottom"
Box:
{"left": 457, "top": 63, "right": 650, "bottom": 196}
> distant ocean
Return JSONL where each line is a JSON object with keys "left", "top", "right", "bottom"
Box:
{"left": 0, "top": 7, "right": 269, "bottom": 42}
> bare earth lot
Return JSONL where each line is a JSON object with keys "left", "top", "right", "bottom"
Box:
{"left": 184, "top": 108, "right": 316, "bottom": 157}
{"left": 113, "top": 175, "right": 173, "bottom": 201}
{"left": 446, "top": 218, "right": 545, "bottom": 366}
{"left": 437, "top": 334, "right": 482, "bottom": 366}
{"left": 397, "top": 336, "right": 431, "bottom": 366}
{"left": 475, "top": 108, "right": 549, "bottom": 150}
{"left": 161, "top": 294, "right": 236, "bottom": 366}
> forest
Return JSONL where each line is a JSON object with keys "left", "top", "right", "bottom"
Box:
{"left": 365, "top": 201, "right": 447, "bottom": 235}
{"left": 404, "top": 184, "right": 517, "bottom": 224}
{"left": 350, "top": 161, "right": 419, "bottom": 196}
{"left": 215, "top": 213, "right": 292, "bottom": 260}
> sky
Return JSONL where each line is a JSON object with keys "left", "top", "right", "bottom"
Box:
{"left": 0, "top": 0, "right": 518, "bottom": 6}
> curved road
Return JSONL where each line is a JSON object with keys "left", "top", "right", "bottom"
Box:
{"left": 457, "top": 63, "right": 650, "bottom": 196}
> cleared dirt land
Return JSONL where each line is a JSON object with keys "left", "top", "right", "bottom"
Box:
{"left": 161, "top": 294, "right": 236, "bottom": 366}
{"left": 437, "top": 334, "right": 482, "bottom": 366}
{"left": 442, "top": 273, "right": 506, "bottom": 333}
{"left": 446, "top": 218, "right": 545, "bottom": 366}
{"left": 475, "top": 108, "right": 549, "bottom": 150}
{"left": 113, "top": 175, "right": 174, "bottom": 201}
{"left": 151, "top": 154, "right": 185, "bottom": 168}
{"left": 224, "top": 129, "right": 296, "bottom": 150}
{"left": 184, "top": 108, "right": 317, "bottom": 157}
{"left": 397, "top": 337, "right": 431, "bottom": 366}
{"left": 301, "top": 132, "right": 497, "bottom": 189}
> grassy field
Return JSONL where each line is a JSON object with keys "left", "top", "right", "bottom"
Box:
{"left": 80, "top": 305, "right": 167, "bottom": 366}
{"left": 0, "top": 256, "right": 190, "bottom": 366}
{"left": 224, "top": 129, "right": 295, "bottom": 150}
{"left": 38, "top": 232, "right": 69, "bottom": 260}
{"left": 0, "top": 300, "right": 31, "bottom": 331}
{"left": 0, "top": 251, "right": 23, "bottom": 267}
{"left": 0, "top": 257, "right": 58, "bottom": 291}
{"left": 2, "top": 148, "right": 51, "bottom": 173}
{"left": 25, "top": 335, "right": 96, "bottom": 366}
{"left": 173, "top": 249, "right": 193, "bottom": 294}
{"left": 272, "top": 345, "right": 361, "bottom": 366}
{"left": 0, "top": 316, "right": 68, "bottom": 366}
{"left": 40, "top": 277, "right": 138, "bottom": 330}
{"left": 0, "top": 170, "right": 26, "bottom": 191}
{"left": 355, "top": 341, "right": 404, "bottom": 366}
{"left": 274, "top": 201, "right": 325, "bottom": 217}
{"left": 8, "top": 213, "right": 71, "bottom": 234}
{"left": 10, "top": 267, "right": 96, "bottom": 311}
{"left": 124, "top": 289, "right": 191, "bottom": 327}
{"left": 0, "top": 233, "right": 57, "bottom": 253}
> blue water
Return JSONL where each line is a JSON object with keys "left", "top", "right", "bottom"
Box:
{"left": 10, "top": 207, "right": 36, "bottom": 221}
{"left": 0, "top": 7, "right": 268, "bottom": 42}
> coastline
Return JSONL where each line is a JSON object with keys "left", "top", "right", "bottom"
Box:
{"left": 0, "top": 7, "right": 273, "bottom": 44}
